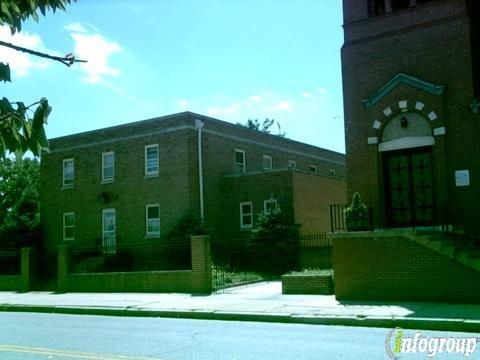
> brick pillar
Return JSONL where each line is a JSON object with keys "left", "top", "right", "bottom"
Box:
{"left": 190, "top": 235, "right": 212, "bottom": 294}
{"left": 20, "top": 247, "right": 35, "bottom": 292}
{"left": 57, "top": 245, "right": 71, "bottom": 293}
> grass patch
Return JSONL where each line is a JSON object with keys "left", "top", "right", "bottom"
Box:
{"left": 286, "top": 268, "right": 333, "bottom": 276}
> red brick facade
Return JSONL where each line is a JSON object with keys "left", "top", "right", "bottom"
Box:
{"left": 342, "top": 0, "right": 480, "bottom": 230}
{"left": 41, "top": 112, "right": 346, "bottom": 257}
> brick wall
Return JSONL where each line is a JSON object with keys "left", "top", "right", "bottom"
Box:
{"left": 281, "top": 274, "right": 334, "bottom": 295}
{"left": 41, "top": 112, "right": 346, "bottom": 257}
{"left": 331, "top": 232, "right": 480, "bottom": 303}
{"left": 57, "top": 236, "right": 212, "bottom": 294}
{"left": 342, "top": 0, "right": 480, "bottom": 227}
{"left": 0, "top": 248, "right": 35, "bottom": 292}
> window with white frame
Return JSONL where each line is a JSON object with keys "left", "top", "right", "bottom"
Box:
{"left": 329, "top": 168, "right": 336, "bottom": 176}
{"left": 102, "top": 152, "right": 114, "bottom": 182}
{"left": 263, "top": 155, "right": 272, "bottom": 171}
{"left": 240, "top": 202, "right": 253, "bottom": 229}
{"left": 102, "top": 209, "right": 116, "bottom": 254}
{"left": 146, "top": 204, "right": 160, "bottom": 237}
{"left": 235, "top": 149, "right": 246, "bottom": 173}
{"left": 310, "top": 164, "right": 318, "bottom": 173}
{"left": 288, "top": 160, "right": 297, "bottom": 169}
{"left": 264, "top": 199, "right": 278, "bottom": 212}
{"left": 63, "top": 159, "right": 74, "bottom": 187}
{"left": 145, "top": 144, "right": 159, "bottom": 176}
{"left": 63, "top": 212, "right": 75, "bottom": 241}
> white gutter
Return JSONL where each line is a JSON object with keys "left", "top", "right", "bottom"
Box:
{"left": 195, "top": 119, "right": 205, "bottom": 222}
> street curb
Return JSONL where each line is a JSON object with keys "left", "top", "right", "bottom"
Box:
{"left": 0, "top": 305, "right": 478, "bottom": 333}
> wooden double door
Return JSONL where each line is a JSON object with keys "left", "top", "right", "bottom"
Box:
{"left": 384, "top": 147, "right": 434, "bottom": 226}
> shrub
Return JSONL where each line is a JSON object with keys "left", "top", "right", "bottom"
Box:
{"left": 345, "top": 192, "right": 369, "bottom": 231}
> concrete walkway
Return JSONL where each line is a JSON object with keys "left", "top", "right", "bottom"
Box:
{"left": 1, "top": 282, "right": 480, "bottom": 333}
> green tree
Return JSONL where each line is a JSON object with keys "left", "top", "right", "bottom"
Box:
{"left": 0, "top": 158, "right": 40, "bottom": 249}
{"left": 0, "top": 0, "right": 84, "bottom": 157}
{"left": 238, "top": 118, "right": 286, "bottom": 138}
{"left": 251, "top": 207, "right": 299, "bottom": 274}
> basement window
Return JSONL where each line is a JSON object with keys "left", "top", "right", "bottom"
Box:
{"left": 310, "top": 165, "right": 318, "bottom": 173}
{"left": 288, "top": 160, "right": 297, "bottom": 169}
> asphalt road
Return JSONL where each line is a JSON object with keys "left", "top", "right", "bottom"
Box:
{"left": 0, "top": 312, "right": 479, "bottom": 359}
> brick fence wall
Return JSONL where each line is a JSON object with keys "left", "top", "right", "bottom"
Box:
{"left": 331, "top": 232, "right": 480, "bottom": 303}
{"left": 0, "top": 248, "right": 35, "bottom": 292}
{"left": 58, "top": 236, "right": 212, "bottom": 294}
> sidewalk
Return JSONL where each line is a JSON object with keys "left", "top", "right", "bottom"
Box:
{"left": 1, "top": 281, "right": 480, "bottom": 333}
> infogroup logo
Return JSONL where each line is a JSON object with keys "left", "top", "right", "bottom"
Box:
{"left": 385, "top": 328, "right": 479, "bottom": 359}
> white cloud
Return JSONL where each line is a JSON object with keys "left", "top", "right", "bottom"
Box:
{"left": 268, "top": 101, "right": 293, "bottom": 112}
{"left": 244, "top": 95, "right": 263, "bottom": 107}
{"left": 0, "top": 26, "right": 54, "bottom": 77}
{"left": 301, "top": 91, "right": 312, "bottom": 98}
{"left": 207, "top": 102, "right": 240, "bottom": 116}
{"left": 63, "top": 22, "right": 87, "bottom": 33}
{"left": 65, "top": 22, "right": 122, "bottom": 84}
{"left": 177, "top": 99, "right": 189, "bottom": 109}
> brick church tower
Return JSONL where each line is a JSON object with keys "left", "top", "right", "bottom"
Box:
{"left": 341, "top": 0, "right": 480, "bottom": 232}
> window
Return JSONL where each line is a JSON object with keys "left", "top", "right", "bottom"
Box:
{"left": 102, "top": 209, "right": 116, "bottom": 254}
{"left": 310, "top": 165, "right": 318, "bottom": 173}
{"left": 235, "top": 149, "right": 246, "bottom": 173}
{"left": 368, "top": 0, "right": 385, "bottom": 17}
{"left": 329, "top": 168, "right": 336, "bottom": 176}
{"left": 63, "top": 212, "right": 75, "bottom": 241}
{"left": 146, "top": 204, "right": 160, "bottom": 237}
{"left": 63, "top": 159, "right": 74, "bottom": 187}
{"left": 240, "top": 202, "right": 253, "bottom": 229}
{"left": 263, "top": 155, "right": 272, "bottom": 171}
{"left": 102, "top": 152, "right": 114, "bottom": 182}
{"left": 264, "top": 199, "right": 278, "bottom": 212}
{"left": 145, "top": 144, "right": 159, "bottom": 176}
{"left": 288, "top": 160, "right": 297, "bottom": 169}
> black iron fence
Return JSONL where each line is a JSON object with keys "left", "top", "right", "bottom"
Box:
{"left": 211, "top": 232, "right": 332, "bottom": 292}
{"left": 330, "top": 202, "right": 477, "bottom": 236}
{"left": 0, "top": 249, "right": 20, "bottom": 275}
{"left": 71, "top": 240, "right": 191, "bottom": 273}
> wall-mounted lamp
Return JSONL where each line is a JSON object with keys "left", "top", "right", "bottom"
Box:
{"left": 400, "top": 116, "right": 408, "bottom": 128}
{"left": 470, "top": 99, "right": 480, "bottom": 114}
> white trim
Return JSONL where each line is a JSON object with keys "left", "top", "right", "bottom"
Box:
{"left": 235, "top": 149, "right": 246, "bottom": 173}
{"left": 368, "top": 137, "right": 378, "bottom": 145}
{"left": 101, "top": 151, "right": 115, "bottom": 183}
{"left": 398, "top": 100, "right": 408, "bottom": 110}
{"left": 62, "top": 158, "right": 74, "bottom": 188}
{"left": 378, "top": 136, "right": 435, "bottom": 152}
{"left": 145, "top": 204, "right": 160, "bottom": 237}
{"left": 145, "top": 144, "right": 159, "bottom": 176}
{"left": 288, "top": 160, "right": 297, "bottom": 169}
{"left": 433, "top": 127, "right": 446, "bottom": 136}
{"left": 383, "top": 107, "right": 393, "bottom": 117}
{"left": 373, "top": 120, "right": 382, "bottom": 129}
{"left": 63, "top": 212, "right": 75, "bottom": 241}
{"left": 309, "top": 164, "right": 318, "bottom": 173}
{"left": 240, "top": 201, "right": 253, "bottom": 229}
{"left": 264, "top": 199, "right": 278, "bottom": 212}
{"left": 328, "top": 168, "right": 336, "bottom": 176}
{"left": 428, "top": 111, "right": 438, "bottom": 121}
{"left": 262, "top": 155, "right": 273, "bottom": 171}
{"left": 102, "top": 208, "right": 116, "bottom": 254}
{"left": 415, "top": 101, "right": 425, "bottom": 111}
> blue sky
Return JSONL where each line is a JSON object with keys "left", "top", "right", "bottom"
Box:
{"left": 1, "top": 1, "right": 345, "bottom": 153}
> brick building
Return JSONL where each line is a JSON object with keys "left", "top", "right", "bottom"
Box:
{"left": 342, "top": 0, "right": 480, "bottom": 231}
{"left": 40, "top": 112, "right": 346, "bottom": 256}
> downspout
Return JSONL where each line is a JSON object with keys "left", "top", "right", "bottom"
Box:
{"left": 195, "top": 119, "right": 205, "bottom": 223}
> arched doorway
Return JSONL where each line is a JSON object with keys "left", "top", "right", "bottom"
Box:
{"left": 380, "top": 112, "right": 435, "bottom": 226}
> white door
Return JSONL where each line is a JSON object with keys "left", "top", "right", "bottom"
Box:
{"left": 102, "top": 209, "right": 116, "bottom": 254}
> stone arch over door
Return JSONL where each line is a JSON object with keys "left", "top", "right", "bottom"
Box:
{"left": 376, "top": 109, "right": 437, "bottom": 226}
